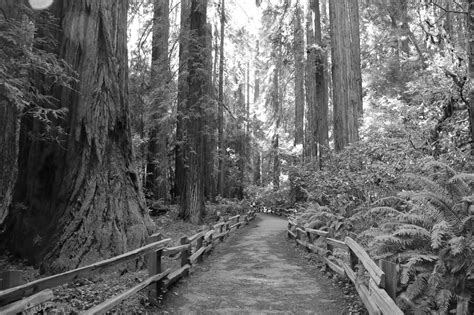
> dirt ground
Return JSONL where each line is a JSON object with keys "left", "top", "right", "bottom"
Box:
{"left": 159, "top": 214, "right": 350, "bottom": 314}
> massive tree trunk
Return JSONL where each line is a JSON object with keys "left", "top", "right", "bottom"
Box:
{"left": 217, "top": 0, "right": 225, "bottom": 197}
{"left": 347, "top": 0, "right": 362, "bottom": 140}
{"left": 180, "top": 0, "right": 209, "bottom": 224}
{"left": 469, "top": 0, "right": 474, "bottom": 155}
{"left": 330, "top": 0, "right": 359, "bottom": 151}
{"left": 147, "top": 0, "right": 170, "bottom": 202}
{"left": 174, "top": 0, "right": 191, "bottom": 201}
{"left": 3, "top": 0, "right": 154, "bottom": 273}
{"left": 304, "top": 0, "right": 317, "bottom": 161}
{"left": 0, "top": 1, "right": 20, "bottom": 226}
{"left": 313, "top": 0, "right": 329, "bottom": 164}
{"left": 294, "top": 1, "right": 305, "bottom": 145}
{"left": 0, "top": 86, "right": 19, "bottom": 227}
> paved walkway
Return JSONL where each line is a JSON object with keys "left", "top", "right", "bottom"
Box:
{"left": 160, "top": 214, "right": 347, "bottom": 314}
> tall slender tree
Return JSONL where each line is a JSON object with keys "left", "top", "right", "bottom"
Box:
{"left": 180, "top": 0, "right": 210, "bottom": 223}
{"left": 469, "top": 0, "right": 474, "bottom": 155}
{"left": 147, "top": 0, "right": 171, "bottom": 201}
{"left": 313, "top": 0, "right": 329, "bottom": 162}
{"left": 294, "top": 0, "right": 305, "bottom": 145}
{"left": 175, "top": 0, "right": 191, "bottom": 201}
{"left": 217, "top": 0, "right": 226, "bottom": 197}
{"left": 3, "top": 0, "right": 153, "bottom": 272}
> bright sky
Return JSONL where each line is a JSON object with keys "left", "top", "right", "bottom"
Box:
{"left": 29, "top": 0, "right": 53, "bottom": 10}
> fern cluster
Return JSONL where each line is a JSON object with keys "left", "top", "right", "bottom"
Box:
{"left": 360, "top": 162, "right": 473, "bottom": 314}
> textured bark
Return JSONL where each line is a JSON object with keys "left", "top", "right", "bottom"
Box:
{"left": 272, "top": 64, "right": 280, "bottom": 191}
{"left": 304, "top": 0, "right": 317, "bottom": 161}
{"left": 217, "top": 0, "right": 225, "bottom": 197}
{"left": 469, "top": 1, "right": 474, "bottom": 155}
{"left": 203, "top": 23, "right": 216, "bottom": 201}
{"left": 4, "top": 0, "right": 153, "bottom": 273}
{"left": 147, "top": 0, "right": 170, "bottom": 202}
{"left": 314, "top": 0, "right": 329, "bottom": 161}
{"left": 0, "top": 86, "right": 19, "bottom": 226}
{"left": 330, "top": 0, "right": 360, "bottom": 151}
{"left": 294, "top": 1, "right": 305, "bottom": 145}
{"left": 179, "top": 0, "right": 209, "bottom": 224}
{"left": 174, "top": 0, "right": 191, "bottom": 201}
{"left": 0, "top": 1, "right": 20, "bottom": 226}
{"left": 347, "top": 0, "right": 362, "bottom": 139}
{"left": 347, "top": 0, "right": 362, "bottom": 119}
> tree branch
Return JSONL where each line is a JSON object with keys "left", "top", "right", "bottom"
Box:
{"left": 429, "top": 1, "right": 468, "bottom": 15}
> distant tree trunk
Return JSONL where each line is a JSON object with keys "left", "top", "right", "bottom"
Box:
{"left": 180, "top": 0, "right": 209, "bottom": 224}
{"left": 304, "top": 0, "right": 317, "bottom": 161}
{"left": 147, "top": 0, "right": 170, "bottom": 202}
{"left": 217, "top": 0, "right": 225, "bottom": 197}
{"left": 204, "top": 23, "right": 216, "bottom": 201}
{"left": 254, "top": 41, "right": 260, "bottom": 102}
{"left": 0, "top": 1, "right": 20, "bottom": 226}
{"left": 294, "top": 1, "right": 305, "bottom": 145}
{"left": 272, "top": 55, "right": 281, "bottom": 191}
{"left": 347, "top": 0, "right": 362, "bottom": 137}
{"left": 313, "top": 0, "right": 329, "bottom": 164}
{"left": 469, "top": 0, "right": 474, "bottom": 155}
{"left": 4, "top": 0, "right": 153, "bottom": 272}
{"left": 174, "top": 0, "right": 191, "bottom": 201}
{"left": 236, "top": 83, "right": 246, "bottom": 199}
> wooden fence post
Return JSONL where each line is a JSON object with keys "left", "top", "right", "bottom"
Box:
{"left": 379, "top": 260, "right": 397, "bottom": 300}
{"left": 180, "top": 236, "right": 191, "bottom": 274}
{"left": 147, "top": 233, "right": 163, "bottom": 304}
{"left": 0, "top": 270, "right": 23, "bottom": 290}
{"left": 219, "top": 224, "right": 225, "bottom": 242}
{"left": 196, "top": 236, "right": 204, "bottom": 263}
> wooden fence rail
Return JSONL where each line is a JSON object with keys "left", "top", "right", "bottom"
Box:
{"left": 287, "top": 220, "right": 403, "bottom": 315}
{"left": 0, "top": 210, "right": 257, "bottom": 314}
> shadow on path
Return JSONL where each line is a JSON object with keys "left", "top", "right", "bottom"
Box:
{"left": 160, "top": 214, "right": 348, "bottom": 314}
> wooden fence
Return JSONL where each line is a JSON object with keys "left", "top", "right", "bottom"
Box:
{"left": 0, "top": 211, "right": 256, "bottom": 314}
{"left": 287, "top": 219, "right": 403, "bottom": 315}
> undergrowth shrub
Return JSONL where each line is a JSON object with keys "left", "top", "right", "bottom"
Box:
{"left": 356, "top": 162, "right": 473, "bottom": 314}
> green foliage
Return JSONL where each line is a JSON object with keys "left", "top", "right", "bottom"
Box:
{"left": 362, "top": 165, "right": 473, "bottom": 314}
{"left": 0, "top": 7, "right": 76, "bottom": 138}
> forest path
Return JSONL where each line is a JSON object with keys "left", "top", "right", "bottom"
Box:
{"left": 159, "top": 214, "right": 348, "bottom": 314}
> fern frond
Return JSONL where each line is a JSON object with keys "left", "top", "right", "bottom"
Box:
{"left": 448, "top": 174, "right": 474, "bottom": 197}
{"left": 399, "top": 191, "right": 460, "bottom": 225}
{"left": 403, "top": 173, "right": 448, "bottom": 196}
{"left": 405, "top": 272, "right": 430, "bottom": 300}
{"left": 434, "top": 289, "right": 452, "bottom": 314}
{"left": 369, "top": 206, "right": 403, "bottom": 217}
{"left": 370, "top": 196, "right": 409, "bottom": 209}
{"left": 424, "top": 161, "right": 457, "bottom": 178}
{"left": 399, "top": 213, "right": 437, "bottom": 230}
{"left": 431, "top": 220, "right": 453, "bottom": 250}
{"left": 393, "top": 225, "right": 431, "bottom": 240}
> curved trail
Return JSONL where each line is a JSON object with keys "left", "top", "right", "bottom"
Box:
{"left": 160, "top": 214, "right": 347, "bottom": 314}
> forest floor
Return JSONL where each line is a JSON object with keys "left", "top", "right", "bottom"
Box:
{"left": 158, "top": 214, "right": 362, "bottom": 314}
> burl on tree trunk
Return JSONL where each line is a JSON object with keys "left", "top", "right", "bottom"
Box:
{"left": 2, "top": 0, "right": 154, "bottom": 273}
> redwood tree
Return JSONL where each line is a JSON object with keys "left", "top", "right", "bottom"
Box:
{"left": 294, "top": 0, "right": 305, "bottom": 145}
{"left": 3, "top": 0, "right": 154, "bottom": 272}
{"left": 180, "top": 0, "right": 210, "bottom": 223}
{"left": 0, "top": 1, "right": 20, "bottom": 226}
{"left": 147, "top": 0, "right": 171, "bottom": 201}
